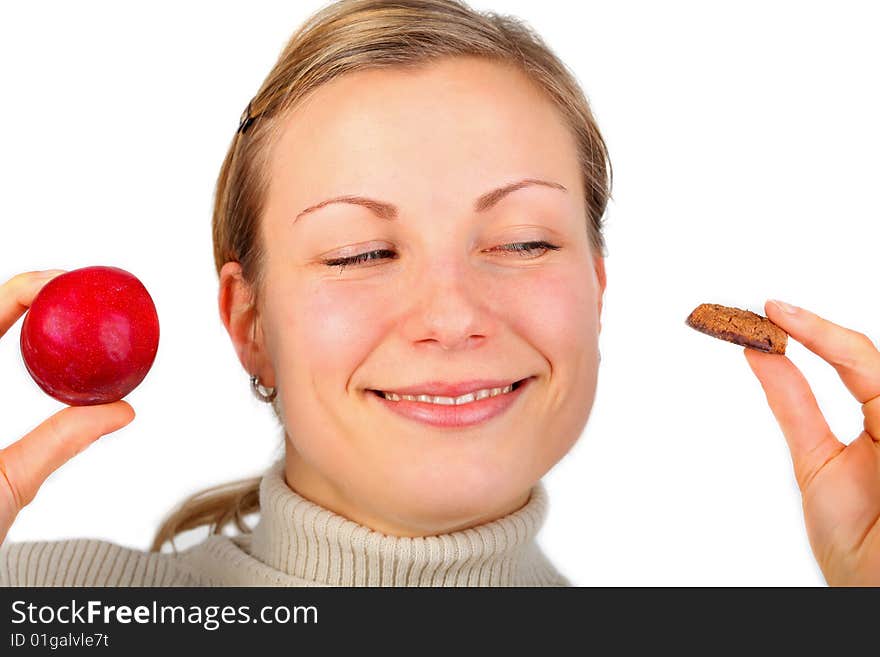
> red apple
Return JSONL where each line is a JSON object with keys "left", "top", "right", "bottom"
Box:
{"left": 20, "top": 265, "right": 160, "bottom": 406}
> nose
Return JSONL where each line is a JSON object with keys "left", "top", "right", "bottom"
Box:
{"left": 400, "top": 256, "right": 495, "bottom": 352}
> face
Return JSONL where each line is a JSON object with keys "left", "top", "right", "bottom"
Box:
{"left": 220, "top": 56, "right": 606, "bottom": 537}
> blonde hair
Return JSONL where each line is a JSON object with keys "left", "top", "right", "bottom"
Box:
{"left": 150, "top": 0, "right": 612, "bottom": 553}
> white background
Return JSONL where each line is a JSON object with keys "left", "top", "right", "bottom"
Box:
{"left": 2, "top": 0, "right": 878, "bottom": 586}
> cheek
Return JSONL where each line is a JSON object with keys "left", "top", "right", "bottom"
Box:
{"left": 489, "top": 263, "right": 598, "bottom": 365}
{"left": 280, "top": 279, "right": 399, "bottom": 389}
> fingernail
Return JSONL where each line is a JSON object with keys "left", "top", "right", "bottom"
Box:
{"left": 770, "top": 299, "right": 798, "bottom": 314}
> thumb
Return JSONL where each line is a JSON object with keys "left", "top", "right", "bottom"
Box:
{"left": 0, "top": 401, "right": 135, "bottom": 512}
{"left": 743, "top": 347, "right": 844, "bottom": 492}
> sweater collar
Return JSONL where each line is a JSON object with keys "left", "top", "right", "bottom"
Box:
{"left": 249, "top": 459, "right": 565, "bottom": 586}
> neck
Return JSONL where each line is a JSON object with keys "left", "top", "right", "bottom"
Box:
{"left": 282, "top": 449, "right": 532, "bottom": 537}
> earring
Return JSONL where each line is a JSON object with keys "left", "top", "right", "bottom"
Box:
{"left": 250, "top": 374, "right": 277, "bottom": 403}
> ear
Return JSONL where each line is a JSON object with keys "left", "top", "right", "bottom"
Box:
{"left": 218, "top": 261, "right": 275, "bottom": 387}
{"left": 594, "top": 254, "right": 607, "bottom": 335}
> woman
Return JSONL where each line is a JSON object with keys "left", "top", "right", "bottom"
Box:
{"left": 1, "top": 0, "right": 878, "bottom": 586}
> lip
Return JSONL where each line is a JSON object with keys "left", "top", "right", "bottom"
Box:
{"left": 372, "top": 378, "right": 521, "bottom": 397}
{"left": 367, "top": 376, "right": 534, "bottom": 429}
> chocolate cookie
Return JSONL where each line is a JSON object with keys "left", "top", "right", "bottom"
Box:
{"left": 686, "top": 303, "right": 788, "bottom": 354}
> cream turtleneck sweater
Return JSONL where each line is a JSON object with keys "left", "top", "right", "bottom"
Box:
{"left": 0, "top": 459, "right": 570, "bottom": 587}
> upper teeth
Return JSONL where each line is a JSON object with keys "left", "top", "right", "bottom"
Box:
{"left": 381, "top": 384, "right": 514, "bottom": 405}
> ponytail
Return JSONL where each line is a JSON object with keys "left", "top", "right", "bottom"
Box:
{"left": 150, "top": 476, "right": 261, "bottom": 553}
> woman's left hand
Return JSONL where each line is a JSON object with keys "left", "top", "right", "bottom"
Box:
{"left": 744, "top": 300, "right": 880, "bottom": 586}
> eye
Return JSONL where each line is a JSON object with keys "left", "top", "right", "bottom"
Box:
{"left": 489, "top": 240, "right": 561, "bottom": 257}
{"left": 321, "top": 240, "right": 560, "bottom": 275}
{"left": 322, "top": 249, "right": 397, "bottom": 274}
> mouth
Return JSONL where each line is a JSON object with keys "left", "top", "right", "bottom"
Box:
{"left": 366, "top": 376, "right": 534, "bottom": 429}
{"left": 368, "top": 378, "right": 529, "bottom": 403}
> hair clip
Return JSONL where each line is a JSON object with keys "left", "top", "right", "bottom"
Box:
{"left": 237, "top": 100, "right": 255, "bottom": 135}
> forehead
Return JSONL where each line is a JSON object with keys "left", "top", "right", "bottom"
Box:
{"left": 267, "top": 57, "right": 582, "bottom": 209}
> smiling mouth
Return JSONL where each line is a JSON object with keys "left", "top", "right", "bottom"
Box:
{"left": 367, "top": 378, "right": 530, "bottom": 406}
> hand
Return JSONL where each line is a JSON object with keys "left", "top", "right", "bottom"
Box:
{"left": 744, "top": 299, "right": 880, "bottom": 586}
{"left": 0, "top": 270, "right": 135, "bottom": 546}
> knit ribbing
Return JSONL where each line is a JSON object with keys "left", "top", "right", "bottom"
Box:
{"left": 248, "top": 459, "right": 567, "bottom": 586}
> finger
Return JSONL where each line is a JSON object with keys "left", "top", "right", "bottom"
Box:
{"left": 0, "top": 401, "right": 134, "bottom": 512}
{"left": 0, "top": 270, "right": 67, "bottom": 338}
{"left": 743, "top": 347, "right": 845, "bottom": 492}
{"left": 864, "top": 394, "right": 880, "bottom": 443}
{"left": 764, "top": 300, "right": 880, "bottom": 404}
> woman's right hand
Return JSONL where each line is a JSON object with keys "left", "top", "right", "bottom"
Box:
{"left": 0, "top": 270, "right": 135, "bottom": 546}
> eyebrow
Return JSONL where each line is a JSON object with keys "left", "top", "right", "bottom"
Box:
{"left": 292, "top": 178, "right": 568, "bottom": 223}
